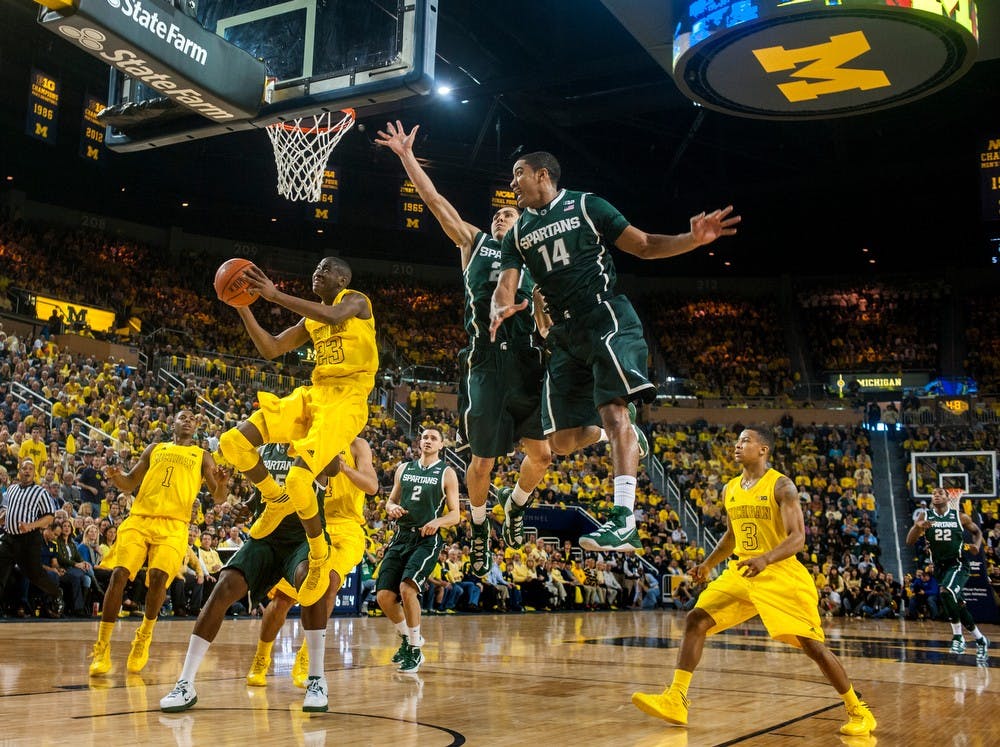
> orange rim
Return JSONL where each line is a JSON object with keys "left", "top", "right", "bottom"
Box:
{"left": 274, "top": 108, "right": 356, "bottom": 134}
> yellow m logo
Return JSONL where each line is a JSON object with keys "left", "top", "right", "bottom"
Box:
{"left": 314, "top": 208, "right": 329, "bottom": 220}
{"left": 753, "top": 31, "right": 890, "bottom": 103}
{"left": 405, "top": 217, "right": 421, "bottom": 229}
{"left": 34, "top": 123, "right": 49, "bottom": 138}
{"left": 990, "top": 140, "right": 1000, "bottom": 151}
{"left": 86, "top": 145, "right": 99, "bottom": 160}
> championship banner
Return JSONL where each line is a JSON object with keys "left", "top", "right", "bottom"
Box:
{"left": 311, "top": 167, "right": 340, "bottom": 223}
{"left": 981, "top": 134, "right": 1000, "bottom": 222}
{"left": 398, "top": 178, "right": 427, "bottom": 232}
{"left": 79, "top": 95, "right": 107, "bottom": 164}
{"left": 26, "top": 68, "right": 60, "bottom": 144}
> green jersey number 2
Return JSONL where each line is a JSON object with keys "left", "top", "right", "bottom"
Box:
{"left": 536, "top": 238, "right": 571, "bottom": 272}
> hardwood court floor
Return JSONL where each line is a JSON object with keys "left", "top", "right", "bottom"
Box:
{"left": 0, "top": 610, "right": 997, "bottom": 746}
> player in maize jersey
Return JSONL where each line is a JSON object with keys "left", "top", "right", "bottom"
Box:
{"left": 160, "top": 439, "right": 376, "bottom": 714}
{"left": 216, "top": 257, "right": 377, "bottom": 609}
{"left": 374, "top": 121, "right": 551, "bottom": 576}
{"left": 490, "top": 151, "right": 739, "bottom": 552}
{"left": 377, "top": 428, "right": 460, "bottom": 674}
{"left": 246, "top": 437, "right": 378, "bottom": 693}
{"left": 906, "top": 487, "right": 988, "bottom": 661}
{"left": 89, "top": 409, "right": 227, "bottom": 677}
{"left": 632, "top": 428, "right": 876, "bottom": 737}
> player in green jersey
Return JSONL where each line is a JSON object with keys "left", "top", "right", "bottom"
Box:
{"left": 490, "top": 151, "right": 739, "bottom": 552}
{"left": 374, "top": 121, "right": 551, "bottom": 576}
{"left": 906, "top": 487, "right": 988, "bottom": 662}
{"left": 377, "top": 428, "right": 461, "bottom": 673}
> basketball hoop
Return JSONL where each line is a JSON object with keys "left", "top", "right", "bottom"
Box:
{"left": 944, "top": 487, "right": 965, "bottom": 511}
{"left": 266, "top": 108, "right": 355, "bottom": 202}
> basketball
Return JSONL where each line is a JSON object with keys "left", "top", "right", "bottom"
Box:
{"left": 214, "top": 258, "right": 259, "bottom": 307}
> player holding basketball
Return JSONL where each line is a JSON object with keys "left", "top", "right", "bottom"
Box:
{"left": 906, "top": 486, "right": 989, "bottom": 661}
{"left": 377, "top": 428, "right": 460, "bottom": 674}
{"left": 216, "top": 257, "right": 377, "bottom": 608}
{"left": 374, "top": 120, "right": 550, "bottom": 575}
{"left": 244, "top": 436, "right": 378, "bottom": 690}
{"left": 490, "top": 151, "right": 739, "bottom": 552}
{"left": 89, "top": 410, "right": 227, "bottom": 677}
{"left": 631, "top": 428, "right": 877, "bottom": 736}
{"left": 160, "top": 439, "right": 376, "bottom": 713}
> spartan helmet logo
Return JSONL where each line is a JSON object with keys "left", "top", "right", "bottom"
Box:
{"left": 59, "top": 26, "right": 107, "bottom": 51}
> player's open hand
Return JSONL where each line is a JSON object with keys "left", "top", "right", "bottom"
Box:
{"left": 691, "top": 205, "right": 740, "bottom": 246}
{"left": 374, "top": 121, "right": 418, "bottom": 156}
{"left": 241, "top": 265, "right": 277, "bottom": 301}
{"left": 488, "top": 298, "right": 529, "bottom": 341}
{"left": 105, "top": 464, "right": 122, "bottom": 480}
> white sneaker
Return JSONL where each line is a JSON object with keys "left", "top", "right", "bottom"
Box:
{"left": 160, "top": 680, "right": 198, "bottom": 712}
{"left": 303, "top": 676, "right": 328, "bottom": 713}
{"left": 410, "top": 635, "right": 426, "bottom": 648}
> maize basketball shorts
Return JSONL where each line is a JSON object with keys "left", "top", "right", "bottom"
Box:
{"left": 541, "top": 295, "right": 657, "bottom": 434}
{"left": 695, "top": 557, "right": 824, "bottom": 647}
{"left": 457, "top": 342, "right": 545, "bottom": 457}
{"left": 106, "top": 515, "right": 189, "bottom": 587}
{"left": 253, "top": 382, "right": 369, "bottom": 475}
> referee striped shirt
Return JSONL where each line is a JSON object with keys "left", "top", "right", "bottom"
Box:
{"left": 2, "top": 481, "right": 53, "bottom": 534}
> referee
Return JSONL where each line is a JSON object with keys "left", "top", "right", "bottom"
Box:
{"left": 0, "top": 459, "right": 62, "bottom": 615}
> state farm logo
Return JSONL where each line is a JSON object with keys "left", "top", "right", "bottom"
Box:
{"left": 59, "top": 26, "right": 106, "bottom": 51}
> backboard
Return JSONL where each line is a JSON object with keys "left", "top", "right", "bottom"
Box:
{"left": 101, "top": 0, "right": 436, "bottom": 150}
{"left": 910, "top": 450, "right": 998, "bottom": 499}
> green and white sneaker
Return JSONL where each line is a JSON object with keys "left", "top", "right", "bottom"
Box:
{"left": 470, "top": 519, "right": 492, "bottom": 577}
{"left": 579, "top": 505, "right": 642, "bottom": 553}
{"left": 627, "top": 402, "right": 649, "bottom": 459}
{"left": 500, "top": 487, "right": 531, "bottom": 549}
{"left": 302, "top": 676, "right": 328, "bottom": 713}
{"left": 950, "top": 635, "right": 967, "bottom": 655}
{"left": 976, "top": 636, "right": 989, "bottom": 663}
{"left": 398, "top": 646, "right": 424, "bottom": 674}
{"left": 391, "top": 634, "right": 411, "bottom": 665}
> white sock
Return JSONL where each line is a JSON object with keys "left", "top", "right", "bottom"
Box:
{"left": 409, "top": 626, "right": 424, "bottom": 647}
{"left": 471, "top": 504, "right": 487, "bottom": 524}
{"left": 305, "top": 629, "right": 325, "bottom": 678}
{"left": 951, "top": 623, "right": 963, "bottom": 636}
{"left": 511, "top": 484, "right": 531, "bottom": 507}
{"left": 395, "top": 620, "right": 409, "bottom": 637}
{"left": 614, "top": 476, "right": 637, "bottom": 530}
{"left": 971, "top": 626, "right": 984, "bottom": 641}
{"left": 179, "top": 635, "right": 211, "bottom": 684}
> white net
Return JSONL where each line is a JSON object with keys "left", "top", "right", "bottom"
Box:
{"left": 266, "top": 109, "right": 355, "bottom": 202}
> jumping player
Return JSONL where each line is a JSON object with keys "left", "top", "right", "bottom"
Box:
{"left": 215, "top": 257, "right": 377, "bottom": 608}
{"left": 906, "top": 486, "right": 989, "bottom": 661}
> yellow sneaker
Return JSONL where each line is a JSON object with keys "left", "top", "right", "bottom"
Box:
{"left": 249, "top": 493, "right": 295, "bottom": 539}
{"left": 89, "top": 641, "right": 112, "bottom": 676}
{"left": 631, "top": 688, "right": 689, "bottom": 726}
{"left": 840, "top": 701, "right": 877, "bottom": 736}
{"left": 246, "top": 653, "right": 270, "bottom": 687}
{"left": 127, "top": 629, "right": 153, "bottom": 673}
{"left": 291, "top": 644, "right": 310, "bottom": 689}
{"left": 298, "top": 548, "right": 332, "bottom": 607}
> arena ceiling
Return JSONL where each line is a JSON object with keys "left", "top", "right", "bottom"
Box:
{"left": 1, "top": 0, "right": 999, "bottom": 278}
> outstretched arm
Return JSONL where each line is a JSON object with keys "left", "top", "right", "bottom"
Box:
{"left": 106, "top": 443, "right": 154, "bottom": 493}
{"left": 233, "top": 306, "right": 310, "bottom": 360}
{"left": 375, "top": 121, "right": 479, "bottom": 261}
{"left": 961, "top": 512, "right": 984, "bottom": 554}
{"left": 489, "top": 269, "right": 528, "bottom": 341}
{"left": 615, "top": 206, "right": 741, "bottom": 260}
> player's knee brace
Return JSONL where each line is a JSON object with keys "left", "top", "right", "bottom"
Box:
{"left": 286, "top": 466, "right": 319, "bottom": 520}
{"left": 218, "top": 428, "right": 259, "bottom": 473}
